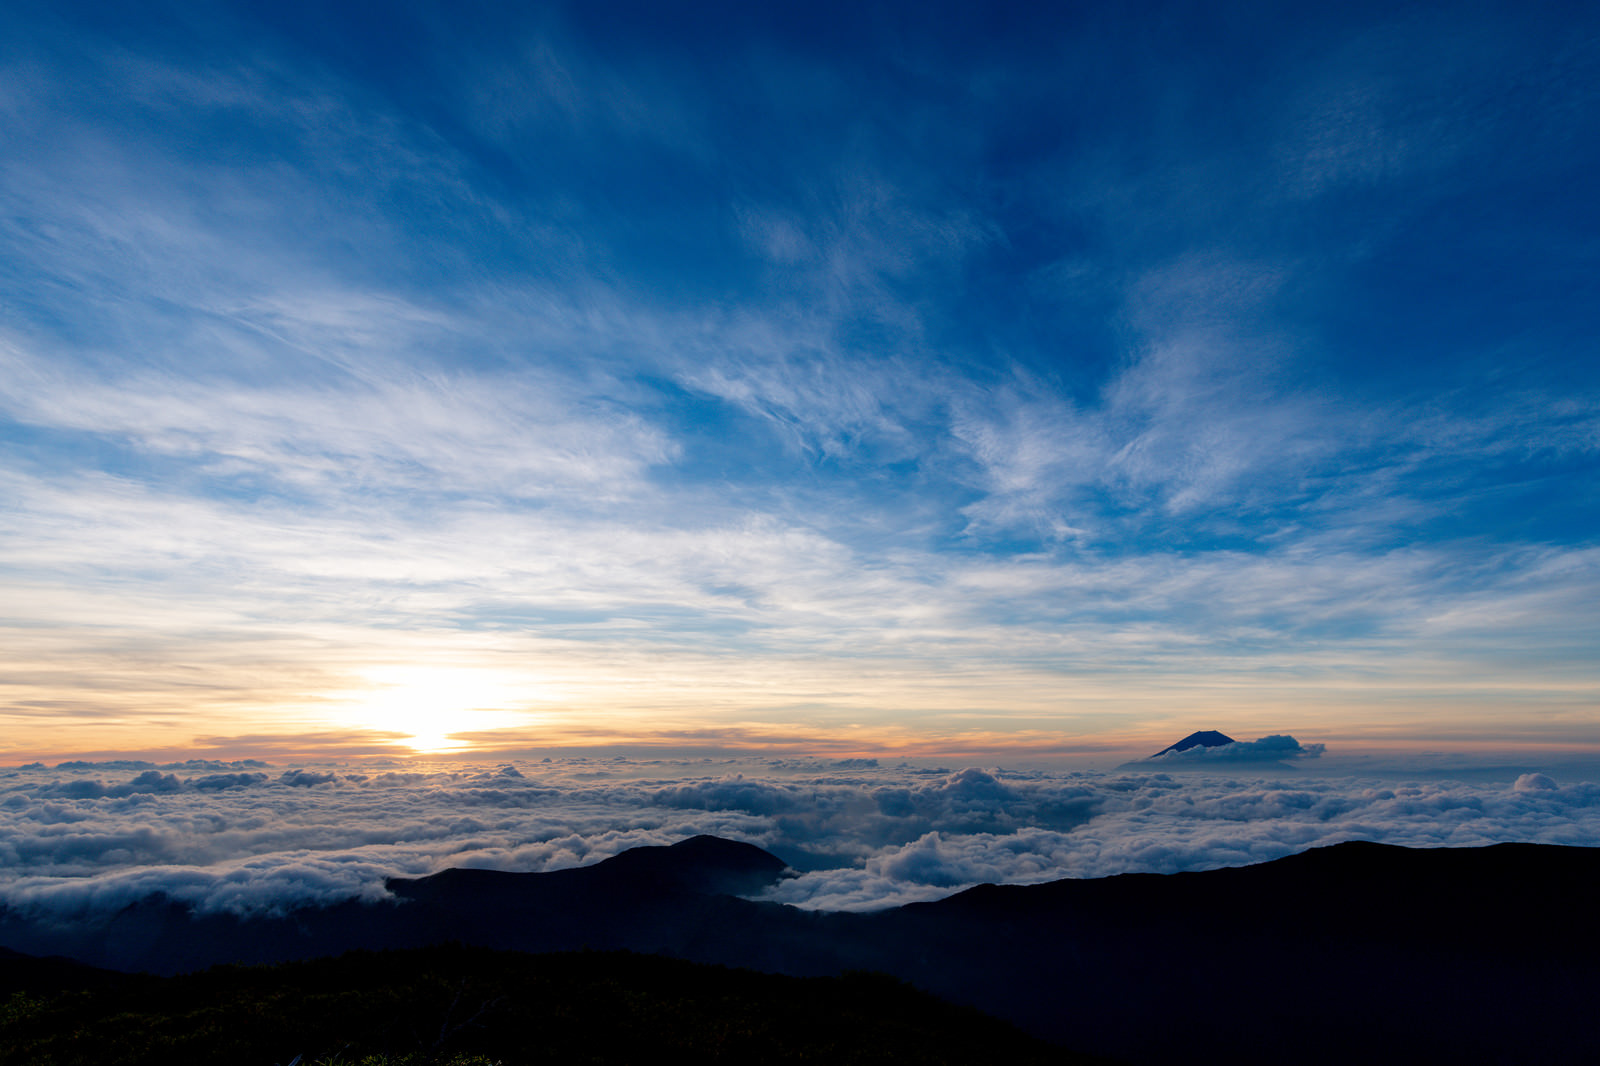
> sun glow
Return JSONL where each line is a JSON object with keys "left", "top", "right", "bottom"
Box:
{"left": 345, "top": 666, "right": 536, "bottom": 753}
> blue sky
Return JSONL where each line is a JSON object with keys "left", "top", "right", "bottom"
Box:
{"left": 1, "top": 0, "right": 1597, "bottom": 762}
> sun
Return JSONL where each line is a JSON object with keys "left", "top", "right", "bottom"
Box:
{"left": 347, "top": 665, "right": 533, "bottom": 753}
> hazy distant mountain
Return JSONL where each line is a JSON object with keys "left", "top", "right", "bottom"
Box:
{"left": 3, "top": 836, "right": 1597, "bottom": 1064}
{"left": 1150, "top": 729, "right": 1235, "bottom": 757}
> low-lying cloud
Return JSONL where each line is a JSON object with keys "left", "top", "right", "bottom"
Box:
{"left": 0, "top": 757, "right": 1595, "bottom": 921}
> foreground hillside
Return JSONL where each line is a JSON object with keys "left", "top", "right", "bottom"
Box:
{"left": 0, "top": 945, "right": 1092, "bottom": 1066}
{"left": 4, "top": 836, "right": 1598, "bottom": 1063}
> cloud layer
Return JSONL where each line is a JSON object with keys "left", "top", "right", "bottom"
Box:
{"left": 3, "top": 757, "right": 1595, "bottom": 919}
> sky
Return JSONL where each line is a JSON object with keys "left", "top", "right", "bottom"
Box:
{"left": 2, "top": 0, "right": 1598, "bottom": 767}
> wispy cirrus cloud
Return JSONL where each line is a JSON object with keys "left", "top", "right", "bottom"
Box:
{"left": 0, "top": 338, "right": 675, "bottom": 503}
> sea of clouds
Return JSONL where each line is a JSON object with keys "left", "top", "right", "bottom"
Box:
{"left": 2, "top": 753, "right": 1596, "bottom": 920}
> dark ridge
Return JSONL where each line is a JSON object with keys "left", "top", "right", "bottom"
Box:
{"left": 589, "top": 833, "right": 791, "bottom": 895}
{"left": 1149, "top": 729, "right": 1234, "bottom": 757}
{"left": 885, "top": 839, "right": 1600, "bottom": 1063}
{"left": 389, "top": 833, "right": 788, "bottom": 904}
{"left": 4, "top": 836, "right": 1599, "bottom": 1064}
{"left": 0, "top": 945, "right": 131, "bottom": 995}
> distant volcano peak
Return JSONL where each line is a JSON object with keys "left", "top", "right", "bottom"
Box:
{"left": 1151, "top": 730, "right": 1235, "bottom": 758}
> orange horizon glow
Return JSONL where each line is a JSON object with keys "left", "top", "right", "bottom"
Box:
{"left": 7, "top": 642, "right": 1598, "bottom": 767}
{"left": 10, "top": 714, "right": 1600, "bottom": 769}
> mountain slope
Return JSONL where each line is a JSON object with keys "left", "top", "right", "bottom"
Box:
{"left": 870, "top": 840, "right": 1600, "bottom": 1061}
{"left": 1150, "top": 729, "right": 1235, "bottom": 757}
{"left": 3, "top": 838, "right": 1597, "bottom": 1064}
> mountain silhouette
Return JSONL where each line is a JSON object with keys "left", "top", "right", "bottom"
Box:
{"left": 388, "top": 834, "right": 787, "bottom": 911}
{"left": 1150, "top": 729, "right": 1234, "bottom": 757}
{"left": 3, "top": 837, "right": 1598, "bottom": 1064}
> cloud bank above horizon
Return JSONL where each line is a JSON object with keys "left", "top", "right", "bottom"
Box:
{"left": 1, "top": 1, "right": 1598, "bottom": 761}
{"left": 3, "top": 756, "right": 1597, "bottom": 919}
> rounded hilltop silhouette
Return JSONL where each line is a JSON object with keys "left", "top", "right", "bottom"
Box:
{"left": 1150, "top": 730, "right": 1235, "bottom": 758}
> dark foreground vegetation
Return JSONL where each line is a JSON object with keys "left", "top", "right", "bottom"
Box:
{"left": 0, "top": 944, "right": 1098, "bottom": 1066}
